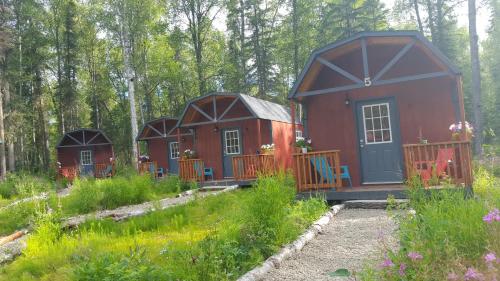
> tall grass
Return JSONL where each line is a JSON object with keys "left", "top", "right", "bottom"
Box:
{"left": 360, "top": 171, "right": 500, "bottom": 280}
{"left": 0, "top": 173, "right": 327, "bottom": 281}
{"left": 0, "top": 173, "right": 55, "bottom": 200}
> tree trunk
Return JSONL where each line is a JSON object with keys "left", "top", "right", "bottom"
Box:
{"left": 292, "top": 0, "right": 299, "bottom": 80}
{"left": 413, "top": 0, "right": 424, "bottom": 33}
{"left": 0, "top": 77, "right": 6, "bottom": 179}
{"left": 3, "top": 80, "right": 14, "bottom": 171}
{"left": 468, "top": 0, "right": 483, "bottom": 156}
{"left": 239, "top": 0, "right": 246, "bottom": 88}
{"left": 120, "top": 16, "right": 139, "bottom": 168}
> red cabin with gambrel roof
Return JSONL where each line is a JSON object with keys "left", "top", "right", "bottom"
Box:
{"left": 289, "top": 31, "right": 473, "bottom": 197}
{"left": 56, "top": 129, "right": 115, "bottom": 180}
{"left": 177, "top": 93, "right": 300, "bottom": 183}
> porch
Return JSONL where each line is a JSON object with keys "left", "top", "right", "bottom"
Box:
{"left": 57, "top": 162, "right": 115, "bottom": 181}
{"left": 293, "top": 140, "right": 473, "bottom": 199}
{"left": 178, "top": 154, "right": 277, "bottom": 184}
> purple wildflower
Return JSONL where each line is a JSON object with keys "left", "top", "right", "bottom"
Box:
{"left": 484, "top": 252, "right": 497, "bottom": 263}
{"left": 380, "top": 258, "right": 394, "bottom": 268}
{"left": 399, "top": 263, "right": 406, "bottom": 276}
{"left": 447, "top": 272, "right": 459, "bottom": 281}
{"left": 407, "top": 251, "right": 423, "bottom": 261}
{"left": 483, "top": 209, "right": 500, "bottom": 224}
{"left": 464, "top": 267, "right": 484, "bottom": 281}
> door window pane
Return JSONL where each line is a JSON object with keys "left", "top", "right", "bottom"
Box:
{"left": 170, "top": 142, "right": 179, "bottom": 159}
{"left": 225, "top": 130, "right": 241, "bottom": 155}
{"left": 80, "top": 150, "right": 92, "bottom": 165}
{"left": 362, "top": 103, "right": 393, "bottom": 144}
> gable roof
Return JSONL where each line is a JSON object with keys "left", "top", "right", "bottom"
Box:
{"left": 136, "top": 117, "right": 179, "bottom": 141}
{"left": 288, "top": 30, "right": 460, "bottom": 100}
{"left": 57, "top": 128, "right": 112, "bottom": 148}
{"left": 178, "top": 92, "right": 295, "bottom": 126}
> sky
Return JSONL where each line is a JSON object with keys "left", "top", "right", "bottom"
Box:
{"left": 382, "top": 0, "right": 491, "bottom": 40}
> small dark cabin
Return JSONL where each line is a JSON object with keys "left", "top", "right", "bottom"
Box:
{"left": 56, "top": 129, "right": 115, "bottom": 180}
{"left": 289, "top": 31, "right": 473, "bottom": 193}
{"left": 136, "top": 117, "right": 194, "bottom": 175}
{"left": 177, "top": 93, "right": 300, "bottom": 182}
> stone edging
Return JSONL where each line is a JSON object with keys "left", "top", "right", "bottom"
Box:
{"left": 237, "top": 204, "right": 345, "bottom": 281}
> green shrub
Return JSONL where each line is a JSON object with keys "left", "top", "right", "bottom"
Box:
{"left": 154, "top": 176, "right": 182, "bottom": 194}
{"left": 73, "top": 247, "right": 173, "bottom": 281}
{"left": 0, "top": 173, "right": 54, "bottom": 199}
{"left": 0, "top": 200, "right": 41, "bottom": 235}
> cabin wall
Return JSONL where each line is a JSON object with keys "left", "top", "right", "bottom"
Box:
{"left": 305, "top": 77, "right": 457, "bottom": 187}
{"left": 147, "top": 139, "right": 168, "bottom": 171}
{"left": 57, "top": 144, "right": 114, "bottom": 169}
{"left": 271, "top": 121, "right": 296, "bottom": 171}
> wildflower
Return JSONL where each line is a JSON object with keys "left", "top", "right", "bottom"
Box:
{"left": 398, "top": 263, "right": 406, "bottom": 276}
{"left": 447, "top": 272, "right": 459, "bottom": 280}
{"left": 483, "top": 209, "right": 500, "bottom": 224}
{"left": 380, "top": 258, "right": 394, "bottom": 268}
{"left": 464, "top": 267, "right": 484, "bottom": 281}
{"left": 407, "top": 251, "right": 423, "bottom": 261}
{"left": 484, "top": 252, "right": 497, "bottom": 264}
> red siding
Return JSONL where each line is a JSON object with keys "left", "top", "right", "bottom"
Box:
{"left": 57, "top": 144, "right": 114, "bottom": 170}
{"left": 272, "top": 121, "right": 296, "bottom": 171}
{"left": 305, "top": 76, "right": 457, "bottom": 186}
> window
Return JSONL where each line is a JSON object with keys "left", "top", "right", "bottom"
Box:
{"left": 224, "top": 129, "right": 241, "bottom": 155}
{"left": 295, "top": 130, "right": 303, "bottom": 140}
{"left": 170, "top": 142, "right": 179, "bottom": 159}
{"left": 362, "top": 103, "right": 392, "bottom": 144}
{"left": 80, "top": 150, "right": 92, "bottom": 165}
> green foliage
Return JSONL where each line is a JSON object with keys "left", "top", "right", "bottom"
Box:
{"left": 0, "top": 173, "right": 54, "bottom": 200}
{"left": 73, "top": 247, "right": 173, "bottom": 281}
{"left": 0, "top": 174, "right": 327, "bottom": 281}
{"left": 360, "top": 170, "right": 500, "bottom": 280}
{"left": 0, "top": 201, "right": 40, "bottom": 235}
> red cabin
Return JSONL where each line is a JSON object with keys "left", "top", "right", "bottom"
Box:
{"left": 56, "top": 129, "right": 115, "bottom": 180}
{"left": 289, "top": 31, "right": 473, "bottom": 197}
{"left": 177, "top": 93, "right": 300, "bottom": 183}
{"left": 136, "top": 117, "right": 194, "bottom": 176}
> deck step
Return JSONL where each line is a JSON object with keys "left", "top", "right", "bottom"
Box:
{"left": 344, "top": 199, "right": 408, "bottom": 209}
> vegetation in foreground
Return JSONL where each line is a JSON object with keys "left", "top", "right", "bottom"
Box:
{"left": 0, "top": 174, "right": 327, "bottom": 281}
{"left": 0, "top": 173, "right": 192, "bottom": 236}
{"left": 359, "top": 168, "right": 500, "bottom": 280}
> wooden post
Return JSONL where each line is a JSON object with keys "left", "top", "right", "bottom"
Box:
{"left": 290, "top": 101, "right": 296, "bottom": 148}
{"left": 256, "top": 119, "right": 262, "bottom": 150}
{"left": 136, "top": 142, "right": 140, "bottom": 170}
{"left": 456, "top": 76, "right": 468, "bottom": 141}
{"left": 177, "top": 128, "right": 181, "bottom": 153}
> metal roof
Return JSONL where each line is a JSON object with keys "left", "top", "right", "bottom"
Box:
{"left": 56, "top": 128, "right": 112, "bottom": 148}
{"left": 288, "top": 30, "right": 461, "bottom": 99}
{"left": 177, "top": 92, "right": 295, "bottom": 125}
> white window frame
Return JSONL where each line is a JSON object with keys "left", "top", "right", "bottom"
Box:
{"left": 169, "top": 142, "right": 180, "bottom": 159}
{"left": 224, "top": 129, "right": 241, "bottom": 155}
{"left": 362, "top": 103, "right": 393, "bottom": 145}
{"left": 80, "top": 150, "right": 92, "bottom": 165}
{"left": 295, "top": 130, "right": 303, "bottom": 140}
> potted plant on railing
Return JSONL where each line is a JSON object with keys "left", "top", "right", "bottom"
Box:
{"left": 182, "top": 149, "right": 197, "bottom": 160}
{"left": 449, "top": 121, "right": 474, "bottom": 140}
{"left": 260, "top": 143, "right": 275, "bottom": 155}
{"left": 295, "top": 137, "right": 312, "bottom": 153}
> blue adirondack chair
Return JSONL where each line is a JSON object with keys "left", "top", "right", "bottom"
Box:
{"left": 204, "top": 168, "right": 214, "bottom": 181}
{"left": 310, "top": 157, "right": 353, "bottom": 187}
{"left": 193, "top": 162, "right": 213, "bottom": 180}
{"left": 101, "top": 164, "right": 113, "bottom": 178}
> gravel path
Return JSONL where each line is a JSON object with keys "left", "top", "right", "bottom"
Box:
{"left": 263, "top": 209, "right": 398, "bottom": 281}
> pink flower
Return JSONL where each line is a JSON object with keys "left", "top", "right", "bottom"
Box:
{"left": 399, "top": 263, "right": 406, "bottom": 276}
{"left": 447, "top": 272, "right": 459, "bottom": 280}
{"left": 483, "top": 209, "right": 500, "bottom": 224}
{"left": 484, "top": 252, "right": 497, "bottom": 263}
{"left": 380, "top": 258, "right": 394, "bottom": 268}
{"left": 408, "top": 251, "right": 423, "bottom": 261}
{"left": 464, "top": 267, "right": 484, "bottom": 281}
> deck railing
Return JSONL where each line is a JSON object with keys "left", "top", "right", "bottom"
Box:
{"left": 179, "top": 159, "right": 204, "bottom": 182}
{"left": 232, "top": 154, "right": 276, "bottom": 180}
{"left": 95, "top": 162, "right": 115, "bottom": 178}
{"left": 57, "top": 167, "right": 79, "bottom": 181}
{"left": 403, "top": 140, "right": 473, "bottom": 187}
{"left": 138, "top": 161, "right": 158, "bottom": 177}
{"left": 293, "top": 150, "right": 343, "bottom": 192}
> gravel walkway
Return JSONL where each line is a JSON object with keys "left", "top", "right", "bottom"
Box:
{"left": 263, "top": 209, "right": 398, "bottom": 281}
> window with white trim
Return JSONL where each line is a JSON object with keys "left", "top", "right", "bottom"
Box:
{"left": 362, "top": 103, "right": 393, "bottom": 144}
{"left": 295, "top": 130, "right": 303, "bottom": 140}
{"left": 224, "top": 129, "right": 241, "bottom": 155}
{"left": 170, "top": 142, "right": 180, "bottom": 159}
{"left": 80, "top": 150, "right": 92, "bottom": 165}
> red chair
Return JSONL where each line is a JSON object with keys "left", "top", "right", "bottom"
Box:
{"left": 413, "top": 148, "right": 455, "bottom": 186}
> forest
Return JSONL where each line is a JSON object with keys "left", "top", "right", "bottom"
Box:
{"left": 0, "top": 0, "right": 499, "bottom": 174}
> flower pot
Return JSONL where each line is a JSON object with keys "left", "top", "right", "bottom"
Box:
{"left": 301, "top": 147, "right": 308, "bottom": 154}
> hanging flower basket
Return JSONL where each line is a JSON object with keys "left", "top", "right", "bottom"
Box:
{"left": 449, "top": 122, "right": 474, "bottom": 140}
{"left": 260, "top": 144, "right": 275, "bottom": 155}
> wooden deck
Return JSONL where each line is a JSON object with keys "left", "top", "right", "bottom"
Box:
{"left": 199, "top": 179, "right": 255, "bottom": 188}
{"left": 297, "top": 185, "right": 408, "bottom": 201}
